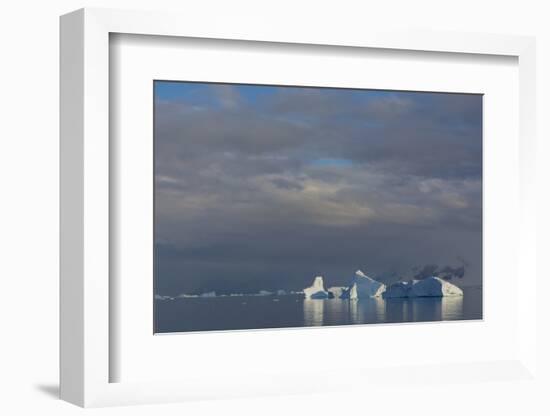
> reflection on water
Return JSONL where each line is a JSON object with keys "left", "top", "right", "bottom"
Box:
{"left": 324, "top": 298, "right": 352, "bottom": 325}
{"left": 303, "top": 295, "right": 465, "bottom": 326}
{"left": 441, "top": 296, "right": 464, "bottom": 320}
{"left": 303, "top": 299, "right": 325, "bottom": 326}
{"left": 349, "top": 300, "right": 358, "bottom": 324}
{"left": 156, "top": 287, "right": 480, "bottom": 333}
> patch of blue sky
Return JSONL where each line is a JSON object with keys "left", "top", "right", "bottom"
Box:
{"left": 154, "top": 80, "right": 416, "bottom": 106}
{"left": 153, "top": 81, "right": 474, "bottom": 127}
{"left": 154, "top": 81, "right": 278, "bottom": 110}
{"left": 155, "top": 81, "right": 202, "bottom": 101}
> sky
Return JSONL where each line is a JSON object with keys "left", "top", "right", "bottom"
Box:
{"left": 154, "top": 81, "right": 482, "bottom": 296}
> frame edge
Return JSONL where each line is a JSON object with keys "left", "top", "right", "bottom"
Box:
{"left": 59, "top": 8, "right": 85, "bottom": 407}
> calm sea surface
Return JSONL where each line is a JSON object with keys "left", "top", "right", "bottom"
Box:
{"left": 155, "top": 286, "right": 482, "bottom": 333}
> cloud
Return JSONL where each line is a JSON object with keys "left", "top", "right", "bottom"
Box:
{"left": 208, "top": 84, "right": 243, "bottom": 110}
{"left": 411, "top": 263, "right": 467, "bottom": 281}
{"left": 364, "top": 95, "right": 414, "bottom": 120}
{"left": 153, "top": 83, "right": 482, "bottom": 295}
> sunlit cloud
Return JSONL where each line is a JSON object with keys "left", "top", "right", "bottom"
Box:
{"left": 153, "top": 82, "right": 482, "bottom": 295}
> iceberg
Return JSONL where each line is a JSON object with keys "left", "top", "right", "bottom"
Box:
{"left": 276, "top": 289, "right": 287, "bottom": 296}
{"left": 303, "top": 276, "right": 330, "bottom": 299}
{"left": 409, "top": 276, "right": 463, "bottom": 297}
{"left": 341, "top": 270, "right": 386, "bottom": 299}
{"left": 382, "top": 281, "right": 413, "bottom": 298}
{"left": 384, "top": 276, "right": 463, "bottom": 298}
{"left": 327, "top": 286, "right": 347, "bottom": 299}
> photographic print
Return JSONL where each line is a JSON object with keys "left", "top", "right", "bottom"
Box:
{"left": 154, "top": 81, "right": 482, "bottom": 333}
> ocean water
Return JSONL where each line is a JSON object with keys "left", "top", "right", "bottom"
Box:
{"left": 155, "top": 286, "right": 482, "bottom": 333}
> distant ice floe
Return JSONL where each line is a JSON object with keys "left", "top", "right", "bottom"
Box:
{"left": 154, "top": 294, "right": 174, "bottom": 301}
{"left": 174, "top": 289, "right": 295, "bottom": 299}
{"left": 177, "top": 293, "right": 199, "bottom": 298}
{"left": 200, "top": 291, "right": 216, "bottom": 298}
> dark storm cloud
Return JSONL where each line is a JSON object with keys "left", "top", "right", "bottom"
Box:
{"left": 154, "top": 83, "right": 482, "bottom": 295}
{"left": 412, "top": 263, "right": 466, "bottom": 281}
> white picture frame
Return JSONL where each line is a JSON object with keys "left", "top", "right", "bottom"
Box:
{"left": 60, "top": 7, "right": 538, "bottom": 408}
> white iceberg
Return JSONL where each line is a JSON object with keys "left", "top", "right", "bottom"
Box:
{"left": 257, "top": 290, "right": 274, "bottom": 296}
{"left": 341, "top": 270, "right": 386, "bottom": 299}
{"left": 276, "top": 289, "right": 287, "bottom": 296}
{"left": 303, "top": 276, "right": 329, "bottom": 299}
{"left": 384, "top": 276, "right": 463, "bottom": 298}
{"left": 327, "top": 286, "right": 347, "bottom": 299}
